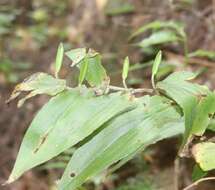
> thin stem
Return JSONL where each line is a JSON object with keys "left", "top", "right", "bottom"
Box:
{"left": 123, "top": 80, "right": 128, "bottom": 89}
{"left": 109, "top": 85, "right": 128, "bottom": 91}
{"left": 131, "top": 88, "right": 153, "bottom": 94}
{"left": 183, "top": 177, "right": 215, "bottom": 190}
{"left": 109, "top": 85, "right": 153, "bottom": 94}
{"left": 151, "top": 75, "right": 156, "bottom": 90}
{"left": 174, "top": 157, "right": 180, "bottom": 190}
{"left": 66, "top": 85, "right": 153, "bottom": 94}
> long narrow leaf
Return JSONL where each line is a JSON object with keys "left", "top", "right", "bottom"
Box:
{"left": 58, "top": 96, "right": 184, "bottom": 190}
{"left": 55, "top": 43, "right": 64, "bottom": 78}
{"left": 7, "top": 89, "right": 138, "bottom": 183}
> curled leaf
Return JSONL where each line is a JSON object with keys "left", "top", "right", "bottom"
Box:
{"left": 6, "top": 72, "right": 66, "bottom": 107}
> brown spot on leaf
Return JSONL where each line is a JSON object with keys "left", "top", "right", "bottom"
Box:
{"left": 33, "top": 132, "right": 49, "bottom": 154}
{"left": 70, "top": 172, "right": 76, "bottom": 177}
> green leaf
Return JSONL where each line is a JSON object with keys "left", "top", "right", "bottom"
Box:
{"left": 6, "top": 72, "right": 66, "bottom": 107}
{"left": 207, "top": 119, "right": 215, "bottom": 132}
{"left": 85, "top": 55, "right": 107, "bottom": 87}
{"left": 58, "top": 96, "right": 184, "bottom": 190}
{"left": 65, "top": 48, "right": 87, "bottom": 66}
{"left": 192, "top": 164, "right": 207, "bottom": 182}
{"left": 158, "top": 83, "right": 215, "bottom": 145}
{"left": 7, "top": 89, "right": 138, "bottom": 183}
{"left": 151, "top": 51, "right": 162, "bottom": 89}
{"left": 190, "top": 92, "right": 215, "bottom": 136}
{"left": 192, "top": 142, "right": 215, "bottom": 171}
{"left": 122, "top": 56, "right": 129, "bottom": 81}
{"left": 157, "top": 71, "right": 209, "bottom": 152}
{"left": 66, "top": 48, "right": 107, "bottom": 87}
{"left": 189, "top": 49, "right": 215, "bottom": 60}
{"left": 122, "top": 56, "right": 129, "bottom": 88}
{"left": 138, "top": 30, "right": 179, "bottom": 48}
{"left": 78, "top": 56, "right": 89, "bottom": 85}
{"left": 130, "top": 20, "right": 185, "bottom": 40}
{"left": 105, "top": 0, "right": 135, "bottom": 16}
{"left": 55, "top": 43, "right": 64, "bottom": 78}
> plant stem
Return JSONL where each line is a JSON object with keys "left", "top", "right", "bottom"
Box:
{"left": 183, "top": 177, "right": 215, "bottom": 190}
{"left": 109, "top": 85, "right": 153, "bottom": 94}
{"left": 174, "top": 157, "right": 180, "bottom": 190}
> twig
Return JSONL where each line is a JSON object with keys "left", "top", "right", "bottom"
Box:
{"left": 183, "top": 177, "right": 215, "bottom": 190}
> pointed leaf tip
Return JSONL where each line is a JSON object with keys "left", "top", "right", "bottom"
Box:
{"left": 122, "top": 56, "right": 130, "bottom": 88}
{"left": 151, "top": 50, "right": 162, "bottom": 89}
{"left": 122, "top": 56, "right": 129, "bottom": 81}
{"left": 55, "top": 43, "right": 64, "bottom": 78}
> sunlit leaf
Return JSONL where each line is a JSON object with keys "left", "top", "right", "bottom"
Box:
{"left": 6, "top": 72, "right": 66, "bottom": 107}
{"left": 137, "top": 30, "right": 179, "bottom": 48}
{"left": 7, "top": 89, "right": 138, "bottom": 183}
{"left": 55, "top": 43, "right": 64, "bottom": 78}
{"left": 192, "top": 142, "right": 215, "bottom": 171}
{"left": 58, "top": 96, "right": 184, "bottom": 190}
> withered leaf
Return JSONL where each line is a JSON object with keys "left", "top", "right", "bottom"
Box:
{"left": 6, "top": 72, "right": 66, "bottom": 107}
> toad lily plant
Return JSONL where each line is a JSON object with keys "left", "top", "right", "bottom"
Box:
{"left": 5, "top": 44, "right": 215, "bottom": 190}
